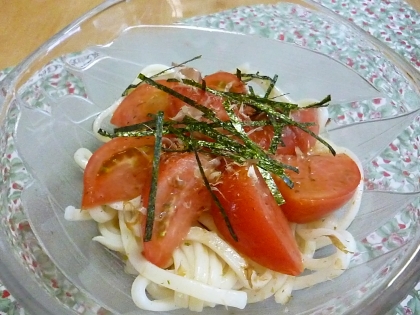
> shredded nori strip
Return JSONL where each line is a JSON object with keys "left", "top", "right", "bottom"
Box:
{"left": 122, "top": 55, "right": 202, "bottom": 96}
{"left": 193, "top": 149, "right": 238, "bottom": 241}
{"left": 144, "top": 111, "right": 165, "bottom": 242}
{"left": 107, "top": 60, "right": 335, "bottom": 241}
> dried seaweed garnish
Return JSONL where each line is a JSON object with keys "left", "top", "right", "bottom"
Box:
{"left": 144, "top": 111, "right": 164, "bottom": 242}
{"left": 303, "top": 95, "right": 332, "bottom": 108}
{"left": 179, "top": 78, "right": 335, "bottom": 155}
{"left": 193, "top": 149, "right": 238, "bottom": 241}
{"left": 264, "top": 74, "right": 278, "bottom": 99}
{"left": 122, "top": 55, "right": 202, "bottom": 96}
{"left": 106, "top": 61, "right": 335, "bottom": 241}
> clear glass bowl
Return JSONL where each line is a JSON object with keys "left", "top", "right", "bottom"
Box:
{"left": 1, "top": 1, "right": 419, "bottom": 314}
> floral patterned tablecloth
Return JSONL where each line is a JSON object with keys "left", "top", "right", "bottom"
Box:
{"left": 1, "top": 0, "right": 419, "bottom": 314}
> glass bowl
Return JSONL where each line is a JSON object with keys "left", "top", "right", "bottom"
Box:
{"left": 1, "top": 1, "right": 419, "bottom": 314}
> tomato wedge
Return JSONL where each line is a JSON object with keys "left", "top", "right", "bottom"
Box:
{"left": 169, "top": 85, "right": 230, "bottom": 121}
{"left": 290, "top": 108, "right": 319, "bottom": 153}
{"left": 110, "top": 80, "right": 177, "bottom": 127}
{"left": 111, "top": 72, "right": 248, "bottom": 126}
{"left": 274, "top": 154, "right": 361, "bottom": 223}
{"left": 141, "top": 152, "right": 214, "bottom": 268}
{"left": 169, "top": 72, "right": 247, "bottom": 121}
{"left": 245, "top": 108, "right": 320, "bottom": 155}
{"left": 246, "top": 125, "right": 297, "bottom": 155}
{"left": 82, "top": 137, "right": 155, "bottom": 208}
{"left": 203, "top": 71, "right": 247, "bottom": 93}
{"left": 210, "top": 163, "right": 303, "bottom": 276}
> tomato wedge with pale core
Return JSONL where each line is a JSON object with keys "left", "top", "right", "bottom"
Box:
{"left": 82, "top": 137, "right": 155, "bottom": 208}
{"left": 110, "top": 80, "right": 177, "bottom": 127}
{"left": 141, "top": 152, "right": 214, "bottom": 268}
{"left": 210, "top": 163, "right": 304, "bottom": 276}
{"left": 274, "top": 154, "right": 361, "bottom": 223}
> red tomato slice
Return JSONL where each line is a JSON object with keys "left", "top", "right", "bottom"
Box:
{"left": 245, "top": 108, "right": 320, "bottom": 155}
{"left": 290, "top": 108, "right": 319, "bottom": 153}
{"left": 210, "top": 163, "right": 303, "bottom": 276}
{"left": 110, "top": 80, "right": 177, "bottom": 127}
{"left": 203, "top": 71, "right": 247, "bottom": 94}
{"left": 246, "top": 125, "right": 297, "bottom": 155}
{"left": 168, "top": 85, "right": 231, "bottom": 121}
{"left": 82, "top": 137, "right": 155, "bottom": 208}
{"left": 274, "top": 154, "right": 361, "bottom": 223}
{"left": 141, "top": 152, "right": 214, "bottom": 268}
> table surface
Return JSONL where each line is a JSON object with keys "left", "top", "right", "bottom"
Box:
{"left": 1, "top": 0, "right": 420, "bottom": 314}
{"left": 0, "top": 0, "right": 103, "bottom": 70}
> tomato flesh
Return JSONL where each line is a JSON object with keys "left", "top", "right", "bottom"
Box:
{"left": 274, "top": 154, "right": 361, "bottom": 223}
{"left": 210, "top": 163, "right": 303, "bottom": 276}
{"left": 246, "top": 108, "right": 320, "bottom": 155}
{"left": 290, "top": 108, "right": 319, "bottom": 153}
{"left": 141, "top": 152, "right": 214, "bottom": 268}
{"left": 169, "top": 85, "right": 230, "bottom": 121}
{"left": 82, "top": 137, "right": 155, "bottom": 208}
{"left": 203, "top": 71, "right": 247, "bottom": 94}
{"left": 110, "top": 80, "right": 177, "bottom": 127}
{"left": 168, "top": 72, "right": 247, "bottom": 121}
{"left": 247, "top": 125, "right": 297, "bottom": 155}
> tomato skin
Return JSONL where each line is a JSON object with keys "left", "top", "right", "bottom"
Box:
{"left": 110, "top": 80, "right": 177, "bottom": 127}
{"left": 111, "top": 73, "right": 247, "bottom": 127}
{"left": 246, "top": 125, "right": 297, "bottom": 155}
{"left": 210, "top": 164, "right": 303, "bottom": 276}
{"left": 141, "top": 152, "right": 214, "bottom": 268}
{"left": 274, "top": 154, "right": 361, "bottom": 223}
{"left": 245, "top": 108, "right": 320, "bottom": 155}
{"left": 290, "top": 108, "right": 319, "bottom": 153}
{"left": 203, "top": 71, "right": 247, "bottom": 94}
{"left": 168, "top": 72, "right": 246, "bottom": 121}
{"left": 82, "top": 137, "right": 155, "bottom": 208}
{"left": 169, "top": 85, "right": 230, "bottom": 121}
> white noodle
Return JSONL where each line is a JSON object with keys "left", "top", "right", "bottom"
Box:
{"left": 189, "top": 243, "right": 209, "bottom": 312}
{"left": 64, "top": 206, "right": 92, "bottom": 221}
{"left": 274, "top": 277, "right": 295, "bottom": 304}
{"left": 173, "top": 246, "right": 192, "bottom": 308}
{"left": 206, "top": 250, "right": 224, "bottom": 287}
{"left": 107, "top": 196, "right": 141, "bottom": 211}
{"left": 89, "top": 205, "right": 117, "bottom": 223}
{"left": 185, "top": 227, "right": 251, "bottom": 289}
{"left": 93, "top": 98, "right": 123, "bottom": 143}
{"left": 132, "top": 276, "right": 181, "bottom": 311}
{"left": 118, "top": 212, "right": 248, "bottom": 310}
{"left": 124, "top": 258, "right": 139, "bottom": 275}
{"left": 92, "top": 235, "right": 124, "bottom": 252}
{"left": 92, "top": 220, "right": 124, "bottom": 252}
{"left": 74, "top": 148, "right": 92, "bottom": 169}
